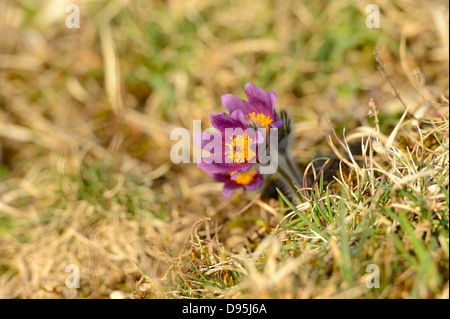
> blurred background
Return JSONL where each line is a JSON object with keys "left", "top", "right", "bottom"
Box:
{"left": 0, "top": 0, "right": 448, "bottom": 298}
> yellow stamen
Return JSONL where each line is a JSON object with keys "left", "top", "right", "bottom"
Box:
{"left": 230, "top": 169, "right": 258, "bottom": 185}
{"left": 225, "top": 135, "right": 255, "bottom": 163}
{"left": 249, "top": 112, "right": 273, "bottom": 129}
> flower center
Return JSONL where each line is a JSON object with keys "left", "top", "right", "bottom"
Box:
{"left": 225, "top": 135, "right": 255, "bottom": 163}
{"left": 230, "top": 169, "right": 258, "bottom": 185}
{"left": 248, "top": 112, "right": 273, "bottom": 129}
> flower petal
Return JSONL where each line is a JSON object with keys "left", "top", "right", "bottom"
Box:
{"left": 229, "top": 109, "right": 247, "bottom": 127}
{"left": 210, "top": 112, "right": 248, "bottom": 132}
{"left": 221, "top": 94, "right": 252, "bottom": 115}
{"left": 269, "top": 119, "right": 283, "bottom": 129}
{"left": 245, "top": 172, "right": 264, "bottom": 191}
{"left": 244, "top": 82, "right": 277, "bottom": 117}
{"left": 222, "top": 184, "right": 238, "bottom": 198}
{"left": 198, "top": 158, "right": 253, "bottom": 174}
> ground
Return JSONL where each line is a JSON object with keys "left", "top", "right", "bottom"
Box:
{"left": 0, "top": 0, "right": 448, "bottom": 299}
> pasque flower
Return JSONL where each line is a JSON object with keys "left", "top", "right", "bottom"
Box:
{"left": 221, "top": 82, "right": 283, "bottom": 130}
{"left": 207, "top": 168, "right": 264, "bottom": 198}
{"left": 196, "top": 83, "right": 283, "bottom": 198}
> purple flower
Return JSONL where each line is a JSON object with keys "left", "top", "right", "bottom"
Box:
{"left": 221, "top": 82, "right": 283, "bottom": 130}
{"left": 208, "top": 167, "right": 264, "bottom": 198}
{"left": 196, "top": 82, "right": 282, "bottom": 198}
{"left": 196, "top": 110, "right": 263, "bottom": 175}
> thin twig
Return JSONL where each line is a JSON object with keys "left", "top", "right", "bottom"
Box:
{"left": 374, "top": 46, "right": 418, "bottom": 121}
